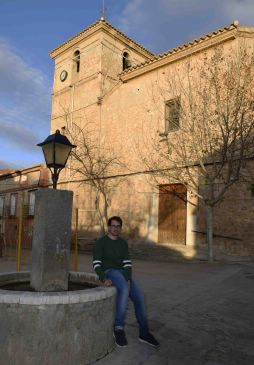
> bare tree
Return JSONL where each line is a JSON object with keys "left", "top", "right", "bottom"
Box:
{"left": 63, "top": 112, "right": 123, "bottom": 235}
{"left": 140, "top": 43, "right": 254, "bottom": 261}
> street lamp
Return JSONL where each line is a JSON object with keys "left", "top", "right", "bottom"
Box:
{"left": 37, "top": 130, "right": 76, "bottom": 189}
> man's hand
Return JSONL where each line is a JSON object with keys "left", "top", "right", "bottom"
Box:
{"left": 103, "top": 279, "right": 112, "bottom": 287}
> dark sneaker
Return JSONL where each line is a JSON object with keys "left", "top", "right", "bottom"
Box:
{"left": 139, "top": 333, "right": 160, "bottom": 348}
{"left": 114, "top": 329, "right": 128, "bottom": 347}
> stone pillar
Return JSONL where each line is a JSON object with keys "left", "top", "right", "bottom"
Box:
{"left": 31, "top": 189, "right": 73, "bottom": 291}
{"left": 186, "top": 191, "right": 198, "bottom": 246}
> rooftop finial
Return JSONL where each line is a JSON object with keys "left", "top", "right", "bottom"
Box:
{"left": 232, "top": 20, "right": 239, "bottom": 27}
{"left": 100, "top": 0, "right": 107, "bottom": 21}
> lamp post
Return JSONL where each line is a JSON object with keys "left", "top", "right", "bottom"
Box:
{"left": 37, "top": 130, "right": 76, "bottom": 189}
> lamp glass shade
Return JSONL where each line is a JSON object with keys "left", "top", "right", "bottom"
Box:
{"left": 42, "top": 143, "right": 54, "bottom": 166}
{"left": 55, "top": 142, "right": 72, "bottom": 167}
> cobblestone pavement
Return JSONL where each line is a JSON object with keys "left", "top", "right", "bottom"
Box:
{"left": 1, "top": 253, "right": 254, "bottom": 365}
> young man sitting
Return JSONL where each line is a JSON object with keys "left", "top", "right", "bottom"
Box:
{"left": 93, "top": 216, "right": 160, "bottom": 348}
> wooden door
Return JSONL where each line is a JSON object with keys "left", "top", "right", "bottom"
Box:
{"left": 158, "top": 184, "right": 187, "bottom": 244}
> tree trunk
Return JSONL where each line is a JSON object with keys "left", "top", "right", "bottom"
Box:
{"left": 95, "top": 194, "right": 105, "bottom": 235}
{"left": 206, "top": 204, "right": 214, "bottom": 262}
{"left": 102, "top": 192, "right": 109, "bottom": 231}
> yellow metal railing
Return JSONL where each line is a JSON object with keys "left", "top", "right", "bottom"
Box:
{"left": 73, "top": 207, "right": 79, "bottom": 271}
{"left": 16, "top": 192, "right": 24, "bottom": 271}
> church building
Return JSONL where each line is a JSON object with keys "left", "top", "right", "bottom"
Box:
{"left": 49, "top": 18, "right": 254, "bottom": 258}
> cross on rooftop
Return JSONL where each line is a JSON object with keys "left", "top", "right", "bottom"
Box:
{"left": 101, "top": 0, "right": 107, "bottom": 20}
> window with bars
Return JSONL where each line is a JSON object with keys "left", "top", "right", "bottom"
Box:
{"left": 165, "top": 97, "right": 180, "bottom": 132}
{"left": 0, "top": 196, "right": 4, "bottom": 216}
{"left": 28, "top": 190, "right": 36, "bottom": 216}
{"left": 10, "top": 193, "right": 18, "bottom": 216}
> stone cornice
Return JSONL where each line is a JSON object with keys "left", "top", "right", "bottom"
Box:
{"left": 0, "top": 164, "right": 43, "bottom": 180}
{"left": 49, "top": 18, "right": 154, "bottom": 60}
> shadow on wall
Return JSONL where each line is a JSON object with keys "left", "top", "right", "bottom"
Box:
{"left": 74, "top": 211, "right": 206, "bottom": 263}
{"left": 74, "top": 205, "right": 254, "bottom": 263}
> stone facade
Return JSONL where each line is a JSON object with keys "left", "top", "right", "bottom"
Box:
{"left": 0, "top": 165, "right": 50, "bottom": 250}
{"left": 50, "top": 19, "right": 254, "bottom": 258}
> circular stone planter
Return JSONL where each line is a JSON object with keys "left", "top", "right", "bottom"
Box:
{"left": 0, "top": 271, "right": 116, "bottom": 365}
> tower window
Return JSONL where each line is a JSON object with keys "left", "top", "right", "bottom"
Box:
{"left": 73, "top": 50, "right": 80, "bottom": 73}
{"left": 123, "top": 52, "right": 132, "bottom": 71}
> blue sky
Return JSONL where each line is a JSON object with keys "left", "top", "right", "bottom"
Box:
{"left": 0, "top": 0, "right": 253, "bottom": 169}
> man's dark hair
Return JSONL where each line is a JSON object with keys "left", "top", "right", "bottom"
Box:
{"left": 108, "top": 216, "right": 123, "bottom": 227}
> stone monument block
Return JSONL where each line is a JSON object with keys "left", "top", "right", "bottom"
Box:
{"left": 31, "top": 188, "right": 73, "bottom": 291}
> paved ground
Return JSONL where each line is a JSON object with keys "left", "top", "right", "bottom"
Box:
{"left": 1, "top": 253, "right": 254, "bottom": 365}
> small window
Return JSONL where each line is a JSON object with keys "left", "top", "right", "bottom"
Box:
{"left": 10, "top": 193, "right": 18, "bottom": 216}
{"left": 73, "top": 50, "right": 80, "bottom": 73}
{"left": 0, "top": 196, "right": 4, "bottom": 216}
{"left": 165, "top": 97, "right": 180, "bottom": 132}
{"left": 28, "top": 190, "right": 36, "bottom": 216}
{"left": 123, "top": 52, "right": 132, "bottom": 71}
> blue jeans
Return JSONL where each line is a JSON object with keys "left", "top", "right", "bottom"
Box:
{"left": 105, "top": 268, "right": 149, "bottom": 337}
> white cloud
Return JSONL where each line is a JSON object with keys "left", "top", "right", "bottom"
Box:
{"left": 0, "top": 39, "right": 51, "bottom": 168}
{"left": 0, "top": 119, "right": 39, "bottom": 150}
{"left": 0, "top": 39, "right": 51, "bottom": 123}
{"left": 117, "top": 0, "right": 254, "bottom": 53}
{"left": 118, "top": 0, "right": 214, "bottom": 52}
{"left": 0, "top": 160, "right": 15, "bottom": 169}
{"left": 119, "top": 0, "right": 213, "bottom": 31}
{"left": 222, "top": 0, "right": 254, "bottom": 25}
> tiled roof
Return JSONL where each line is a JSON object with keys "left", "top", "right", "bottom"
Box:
{"left": 0, "top": 169, "right": 14, "bottom": 176}
{"left": 121, "top": 21, "right": 240, "bottom": 75}
{"left": 50, "top": 17, "right": 155, "bottom": 58}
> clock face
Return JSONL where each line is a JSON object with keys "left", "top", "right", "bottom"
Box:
{"left": 60, "top": 70, "right": 68, "bottom": 82}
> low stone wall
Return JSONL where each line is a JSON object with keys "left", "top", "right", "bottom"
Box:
{"left": 0, "top": 271, "right": 116, "bottom": 365}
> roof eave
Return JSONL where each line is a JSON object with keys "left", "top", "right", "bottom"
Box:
{"left": 0, "top": 164, "right": 44, "bottom": 180}
{"left": 121, "top": 26, "right": 241, "bottom": 82}
{"left": 49, "top": 19, "right": 155, "bottom": 60}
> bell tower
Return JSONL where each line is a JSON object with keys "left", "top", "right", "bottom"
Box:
{"left": 49, "top": 18, "right": 154, "bottom": 133}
